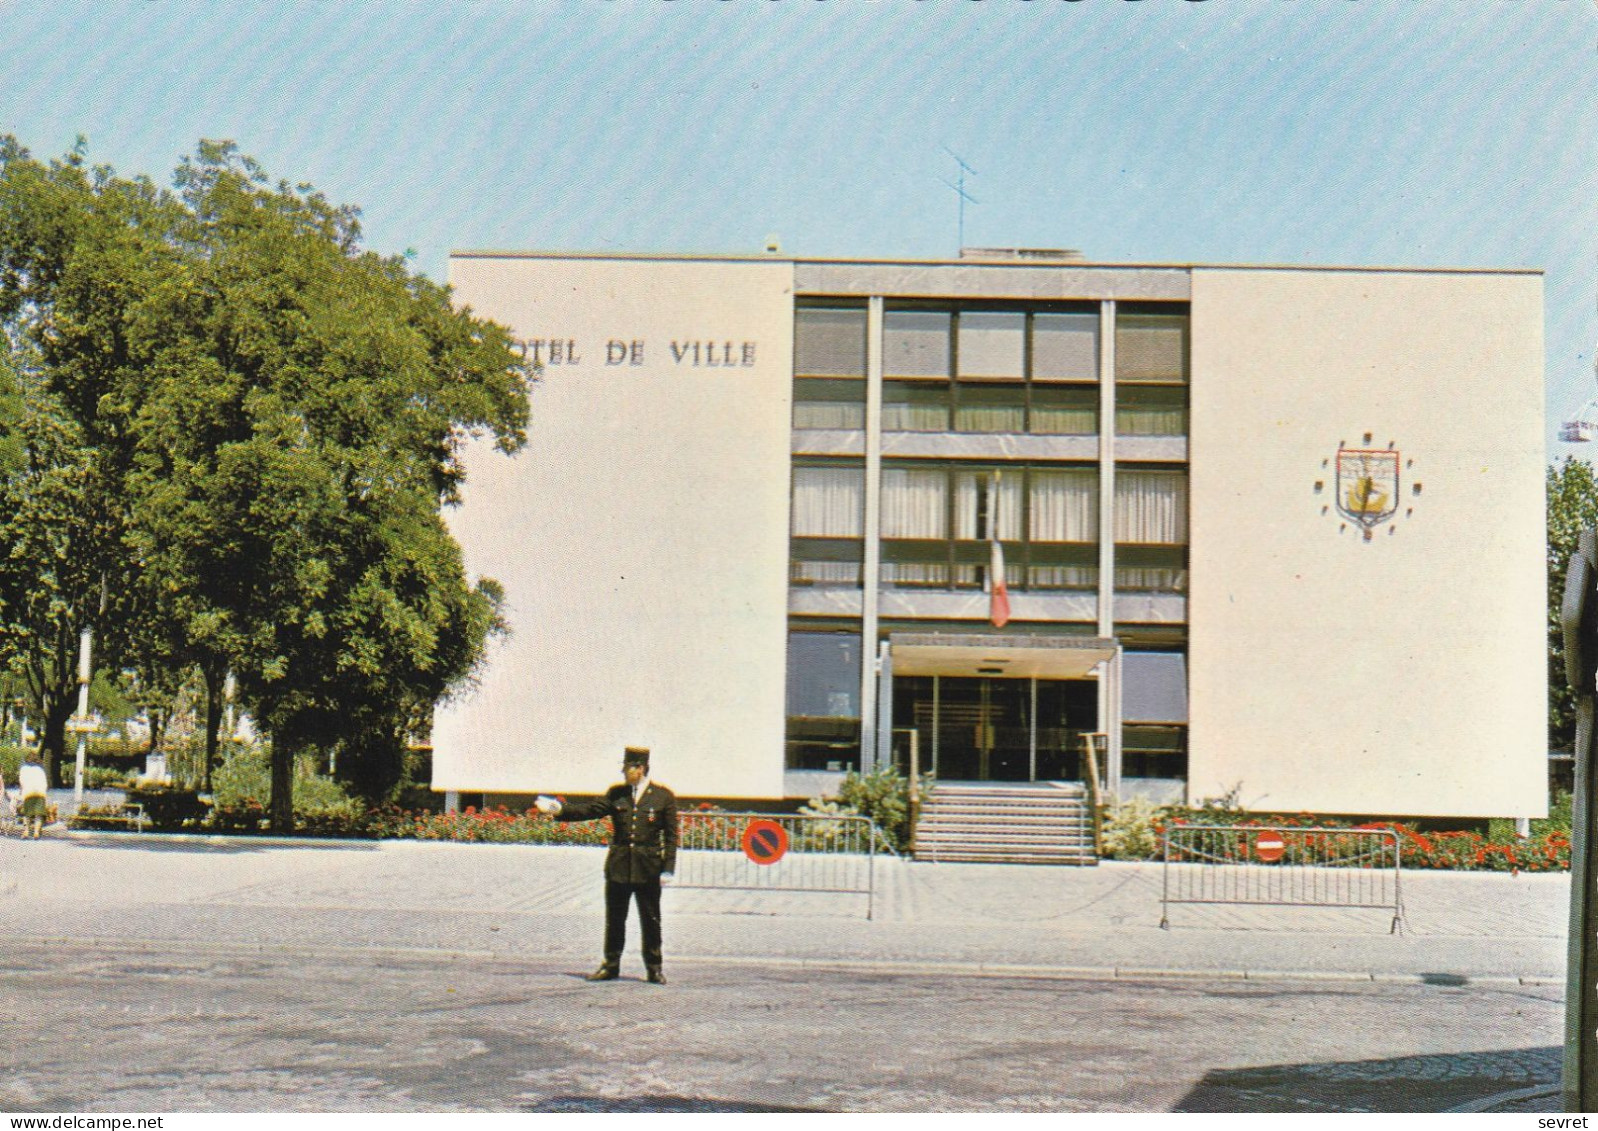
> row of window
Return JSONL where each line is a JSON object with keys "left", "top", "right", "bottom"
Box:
{"left": 791, "top": 461, "right": 1188, "bottom": 593}
{"left": 794, "top": 303, "right": 1189, "bottom": 436}
{"left": 796, "top": 304, "right": 1189, "bottom": 383}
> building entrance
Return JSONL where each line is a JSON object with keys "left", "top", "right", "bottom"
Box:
{"left": 891, "top": 675, "right": 1098, "bottom": 782}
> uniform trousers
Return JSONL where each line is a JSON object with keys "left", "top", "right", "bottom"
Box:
{"left": 604, "top": 879, "right": 663, "bottom": 969}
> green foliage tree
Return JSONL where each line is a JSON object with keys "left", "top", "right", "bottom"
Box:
{"left": 0, "top": 393, "right": 122, "bottom": 781}
{"left": 0, "top": 138, "right": 171, "bottom": 780}
{"left": 1550, "top": 456, "right": 1598, "bottom": 752}
{"left": 0, "top": 136, "right": 530, "bottom": 822}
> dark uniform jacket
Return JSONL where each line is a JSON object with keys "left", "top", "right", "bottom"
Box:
{"left": 557, "top": 782, "right": 679, "bottom": 883}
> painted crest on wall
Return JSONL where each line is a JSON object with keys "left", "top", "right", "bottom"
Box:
{"left": 1317, "top": 438, "right": 1418, "bottom": 541}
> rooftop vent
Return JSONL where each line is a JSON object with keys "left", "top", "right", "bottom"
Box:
{"left": 959, "top": 247, "right": 1085, "bottom": 263}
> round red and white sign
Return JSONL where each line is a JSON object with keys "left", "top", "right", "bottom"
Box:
{"left": 741, "top": 819, "right": 789, "bottom": 866}
{"left": 1254, "top": 830, "right": 1286, "bottom": 863}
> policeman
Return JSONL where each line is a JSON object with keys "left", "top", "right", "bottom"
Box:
{"left": 536, "top": 746, "right": 678, "bottom": 984}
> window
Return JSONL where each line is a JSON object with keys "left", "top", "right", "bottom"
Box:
{"left": 786, "top": 630, "right": 863, "bottom": 771}
{"left": 1116, "top": 386, "right": 1187, "bottom": 436}
{"left": 791, "top": 461, "right": 864, "bottom": 586}
{"left": 880, "top": 466, "right": 949, "bottom": 585}
{"left": 1115, "top": 310, "right": 1188, "bottom": 384}
{"left": 1116, "top": 307, "right": 1189, "bottom": 436}
{"left": 1114, "top": 470, "right": 1188, "bottom": 544}
{"left": 796, "top": 307, "right": 867, "bottom": 377}
{"left": 1121, "top": 649, "right": 1188, "bottom": 779}
{"left": 884, "top": 311, "right": 952, "bottom": 379}
{"left": 1030, "top": 384, "right": 1098, "bottom": 435}
{"left": 794, "top": 306, "right": 868, "bottom": 429}
{"left": 1115, "top": 469, "right": 1188, "bottom": 593}
{"left": 954, "top": 384, "right": 1027, "bottom": 433}
{"left": 952, "top": 469, "right": 1022, "bottom": 586}
{"left": 1032, "top": 313, "right": 1099, "bottom": 381}
{"left": 882, "top": 310, "right": 952, "bottom": 431}
{"left": 957, "top": 312, "right": 1025, "bottom": 380}
{"left": 1028, "top": 468, "right": 1099, "bottom": 590}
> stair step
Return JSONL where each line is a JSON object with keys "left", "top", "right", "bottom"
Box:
{"left": 930, "top": 790, "right": 1087, "bottom": 800}
{"left": 920, "top": 853, "right": 1098, "bottom": 866}
{"left": 913, "top": 781, "right": 1098, "bottom": 865}
{"left": 918, "top": 825, "right": 1092, "bottom": 838}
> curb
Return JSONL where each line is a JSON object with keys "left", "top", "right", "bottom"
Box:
{"left": 2, "top": 936, "right": 1561, "bottom": 988}
{"left": 48, "top": 829, "right": 386, "bottom": 850}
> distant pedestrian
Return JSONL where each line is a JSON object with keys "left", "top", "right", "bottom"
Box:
{"left": 18, "top": 757, "right": 48, "bottom": 839}
{"left": 536, "top": 746, "right": 678, "bottom": 984}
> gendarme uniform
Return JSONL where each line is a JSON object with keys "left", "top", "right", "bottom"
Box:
{"left": 552, "top": 747, "right": 678, "bottom": 982}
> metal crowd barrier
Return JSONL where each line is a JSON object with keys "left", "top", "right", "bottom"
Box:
{"left": 674, "top": 811, "right": 885, "bottom": 919}
{"left": 1160, "top": 824, "right": 1404, "bottom": 934}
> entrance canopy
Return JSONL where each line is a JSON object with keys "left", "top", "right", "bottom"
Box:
{"left": 888, "top": 633, "right": 1119, "bottom": 680}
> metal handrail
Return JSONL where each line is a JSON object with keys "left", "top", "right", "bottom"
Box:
{"left": 1081, "top": 732, "right": 1105, "bottom": 859}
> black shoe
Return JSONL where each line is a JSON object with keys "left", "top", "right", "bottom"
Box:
{"left": 646, "top": 968, "right": 667, "bottom": 985}
{"left": 585, "top": 965, "right": 619, "bottom": 982}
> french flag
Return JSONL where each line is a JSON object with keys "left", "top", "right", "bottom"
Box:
{"left": 989, "top": 471, "right": 1010, "bottom": 628}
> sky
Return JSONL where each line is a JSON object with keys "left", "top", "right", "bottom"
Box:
{"left": 1, "top": 1, "right": 1594, "bottom": 457}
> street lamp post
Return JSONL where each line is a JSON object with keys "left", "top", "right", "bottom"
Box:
{"left": 70, "top": 626, "right": 91, "bottom": 807}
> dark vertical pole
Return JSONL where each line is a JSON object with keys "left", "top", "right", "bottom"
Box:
{"left": 1563, "top": 530, "right": 1598, "bottom": 1111}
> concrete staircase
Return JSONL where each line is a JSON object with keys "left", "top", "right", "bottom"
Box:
{"left": 912, "top": 782, "right": 1098, "bottom": 865}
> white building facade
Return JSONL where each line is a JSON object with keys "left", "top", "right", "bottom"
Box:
{"left": 432, "top": 252, "right": 1547, "bottom": 820}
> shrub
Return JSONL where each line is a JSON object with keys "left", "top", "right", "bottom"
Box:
{"left": 1100, "top": 796, "right": 1165, "bottom": 861}
{"left": 207, "top": 746, "right": 366, "bottom": 834}
{"left": 83, "top": 764, "right": 134, "bottom": 790}
{"left": 831, "top": 766, "right": 935, "bottom": 852}
{"left": 792, "top": 797, "right": 898, "bottom": 852}
{"left": 124, "top": 786, "right": 210, "bottom": 831}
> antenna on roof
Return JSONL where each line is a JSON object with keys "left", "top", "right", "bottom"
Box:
{"left": 940, "top": 145, "right": 979, "bottom": 253}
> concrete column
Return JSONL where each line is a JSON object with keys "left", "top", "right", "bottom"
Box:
{"left": 1098, "top": 300, "right": 1117, "bottom": 638}
{"left": 875, "top": 640, "right": 894, "bottom": 775}
{"left": 1097, "top": 302, "right": 1120, "bottom": 793}
{"left": 858, "top": 296, "right": 885, "bottom": 771}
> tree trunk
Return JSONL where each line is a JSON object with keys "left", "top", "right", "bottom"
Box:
{"left": 201, "top": 661, "right": 226, "bottom": 793}
{"left": 269, "top": 736, "right": 295, "bottom": 834}
{"left": 41, "top": 692, "right": 75, "bottom": 787}
{"left": 147, "top": 707, "right": 167, "bottom": 759}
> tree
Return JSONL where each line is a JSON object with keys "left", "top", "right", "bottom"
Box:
{"left": 0, "top": 138, "right": 182, "bottom": 781}
{"left": 141, "top": 143, "right": 529, "bottom": 828}
{"left": 0, "top": 137, "right": 530, "bottom": 821}
{"left": 1549, "top": 456, "right": 1598, "bottom": 752}
{"left": 0, "top": 392, "right": 120, "bottom": 781}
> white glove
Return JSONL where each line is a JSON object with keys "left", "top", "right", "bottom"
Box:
{"left": 659, "top": 872, "right": 673, "bottom": 886}
{"left": 534, "top": 795, "right": 561, "bottom": 816}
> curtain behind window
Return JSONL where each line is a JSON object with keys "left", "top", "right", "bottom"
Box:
{"left": 792, "top": 466, "right": 864, "bottom": 536}
{"left": 1029, "top": 469, "right": 1098, "bottom": 542}
{"left": 1115, "top": 471, "right": 1188, "bottom": 543}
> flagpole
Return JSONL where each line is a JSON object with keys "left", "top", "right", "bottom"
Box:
{"left": 989, "top": 470, "right": 1010, "bottom": 629}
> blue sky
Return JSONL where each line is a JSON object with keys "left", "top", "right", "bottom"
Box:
{"left": 2, "top": 1, "right": 1594, "bottom": 456}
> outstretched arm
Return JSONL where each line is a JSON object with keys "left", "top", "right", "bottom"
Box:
{"left": 536, "top": 794, "right": 613, "bottom": 823}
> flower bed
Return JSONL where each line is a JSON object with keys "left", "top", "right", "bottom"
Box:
{"left": 363, "top": 803, "right": 615, "bottom": 845}
{"left": 1145, "top": 810, "right": 1569, "bottom": 873}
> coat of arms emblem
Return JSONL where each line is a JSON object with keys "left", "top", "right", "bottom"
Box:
{"left": 1334, "top": 446, "right": 1401, "bottom": 541}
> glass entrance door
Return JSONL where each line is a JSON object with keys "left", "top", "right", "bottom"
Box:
{"left": 892, "top": 675, "right": 1098, "bottom": 782}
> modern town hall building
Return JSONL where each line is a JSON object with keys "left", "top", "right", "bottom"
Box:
{"left": 432, "top": 249, "right": 1547, "bottom": 822}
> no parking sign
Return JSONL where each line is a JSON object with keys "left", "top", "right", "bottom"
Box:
{"left": 741, "top": 820, "right": 789, "bottom": 866}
